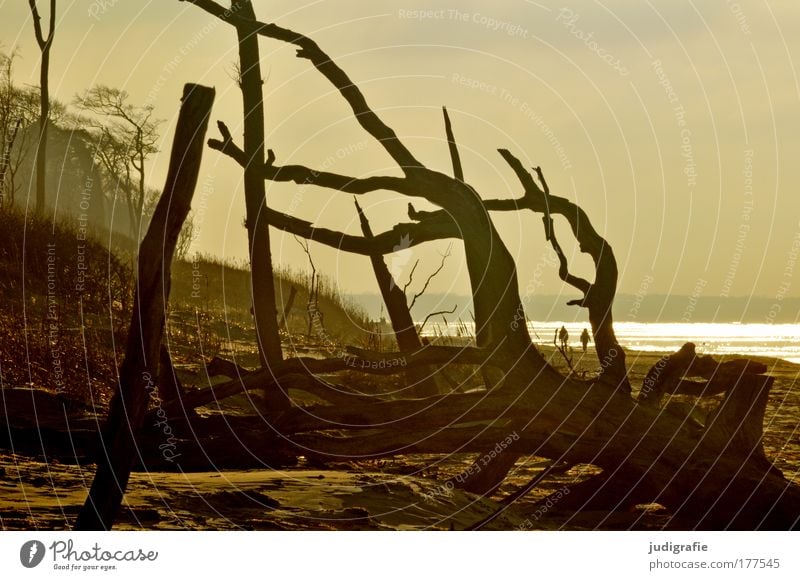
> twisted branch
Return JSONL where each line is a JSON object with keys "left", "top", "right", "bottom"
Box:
{"left": 181, "top": 0, "right": 422, "bottom": 170}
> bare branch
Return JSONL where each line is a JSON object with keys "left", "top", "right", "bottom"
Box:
{"left": 293, "top": 235, "right": 317, "bottom": 289}
{"left": 494, "top": 148, "right": 628, "bottom": 390}
{"left": 533, "top": 165, "right": 550, "bottom": 195}
{"left": 181, "top": 0, "right": 422, "bottom": 171}
{"left": 205, "top": 119, "right": 245, "bottom": 164}
{"left": 265, "top": 202, "right": 460, "bottom": 257}
{"left": 497, "top": 148, "right": 545, "bottom": 198}
{"left": 47, "top": 0, "right": 55, "bottom": 42}
{"left": 497, "top": 150, "right": 591, "bottom": 294}
{"left": 27, "top": 0, "right": 55, "bottom": 48}
{"left": 208, "top": 121, "right": 411, "bottom": 196}
{"left": 407, "top": 202, "right": 442, "bottom": 221}
{"left": 264, "top": 160, "right": 410, "bottom": 195}
{"left": 409, "top": 243, "right": 453, "bottom": 310}
{"left": 488, "top": 149, "right": 609, "bottom": 258}
{"left": 417, "top": 304, "right": 457, "bottom": 335}
{"left": 402, "top": 259, "right": 419, "bottom": 297}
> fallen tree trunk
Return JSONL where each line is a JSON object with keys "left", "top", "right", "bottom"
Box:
{"left": 156, "top": 344, "right": 799, "bottom": 528}
{"left": 280, "top": 368, "right": 798, "bottom": 529}
{"left": 162, "top": 345, "right": 498, "bottom": 417}
{"left": 8, "top": 346, "right": 797, "bottom": 527}
{"left": 201, "top": 355, "right": 384, "bottom": 408}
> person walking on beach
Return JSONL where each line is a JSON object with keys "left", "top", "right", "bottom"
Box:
{"left": 580, "top": 328, "right": 590, "bottom": 353}
{"left": 558, "top": 325, "right": 569, "bottom": 350}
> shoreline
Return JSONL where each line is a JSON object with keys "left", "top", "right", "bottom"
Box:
{"left": 419, "top": 320, "right": 800, "bottom": 366}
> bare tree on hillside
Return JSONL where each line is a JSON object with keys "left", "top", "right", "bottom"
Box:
{"left": 26, "top": 0, "right": 56, "bottom": 213}
{"left": 75, "top": 86, "right": 161, "bottom": 239}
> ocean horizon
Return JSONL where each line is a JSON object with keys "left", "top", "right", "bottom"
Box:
{"left": 420, "top": 320, "right": 800, "bottom": 365}
{"left": 354, "top": 293, "right": 800, "bottom": 325}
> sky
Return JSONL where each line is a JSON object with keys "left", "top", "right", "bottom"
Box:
{"left": 2, "top": 0, "right": 800, "bottom": 316}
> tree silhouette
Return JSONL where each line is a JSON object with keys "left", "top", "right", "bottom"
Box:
{"left": 75, "top": 85, "right": 161, "bottom": 240}
{"left": 76, "top": 0, "right": 800, "bottom": 531}
{"left": 26, "top": 0, "right": 56, "bottom": 213}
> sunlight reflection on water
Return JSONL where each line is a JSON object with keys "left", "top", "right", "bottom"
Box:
{"left": 423, "top": 321, "right": 800, "bottom": 363}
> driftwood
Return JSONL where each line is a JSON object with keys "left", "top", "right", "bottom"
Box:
{"left": 160, "top": 345, "right": 495, "bottom": 418}
{"left": 200, "top": 355, "right": 381, "bottom": 408}
{"left": 488, "top": 152, "right": 629, "bottom": 392}
{"left": 0, "top": 0, "right": 787, "bottom": 533}
{"left": 171, "top": 1, "right": 800, "bottom": 529}
{"left": 75, "top": 84, "right": 215, "bottom": 530}
{"left": 638, "top": 342, "right": 767, "bottom": 406}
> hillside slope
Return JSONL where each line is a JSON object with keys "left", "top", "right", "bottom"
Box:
{"left": 0, "top": 207, "right": 370, "bottom": 404}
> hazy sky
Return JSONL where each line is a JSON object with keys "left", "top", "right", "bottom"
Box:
{"left": 2, "top": 0, "right": 800, "bottom": 311}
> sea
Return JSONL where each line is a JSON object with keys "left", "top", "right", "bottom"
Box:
{"left": 421, "top": 321, "right": 800, "bottom": 365}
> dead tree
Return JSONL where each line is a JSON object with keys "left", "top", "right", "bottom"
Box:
{"left": 26, "top": 0, "right": 56, "bottom": 213}
{"left": 182, "top": 0, "right": 800, "bottom": 529}
{"left": 231, "top": 0, "right": 283, "bottom": 371}
{"left": 76, "top": 84, "right": 214, "bottom": 530}
{"left": 295, "top": 236, "right": 322, "bottom": 337}
{"left": 0, "top": 51, "right": 23, "bottom": 207}
{"left": 440, "top": 107, "right": 501, "bottom": 394}
{"left": 487, "top": 152, "right": 629, "bottom": 392}
{"left": 354, "top": 199, "right": 440, "bottom": 397}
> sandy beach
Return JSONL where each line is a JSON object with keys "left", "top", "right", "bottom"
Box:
{"left": 2, "top": 346, "right": 797, "bottom": 531}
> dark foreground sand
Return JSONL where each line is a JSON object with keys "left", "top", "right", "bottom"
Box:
{"left": 1, "top": 347, "right": 798, "bottom": 530}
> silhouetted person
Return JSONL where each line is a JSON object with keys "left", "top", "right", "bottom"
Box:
{"left": 580, "top": 328, "right": 590, "bottom": 353}
{"left": 558, "top": 325, "right": 569, "bottom": 350}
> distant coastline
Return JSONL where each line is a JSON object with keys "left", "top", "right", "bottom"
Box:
{"left": 351, "top": 293, "right": 800, "bottom": 324}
